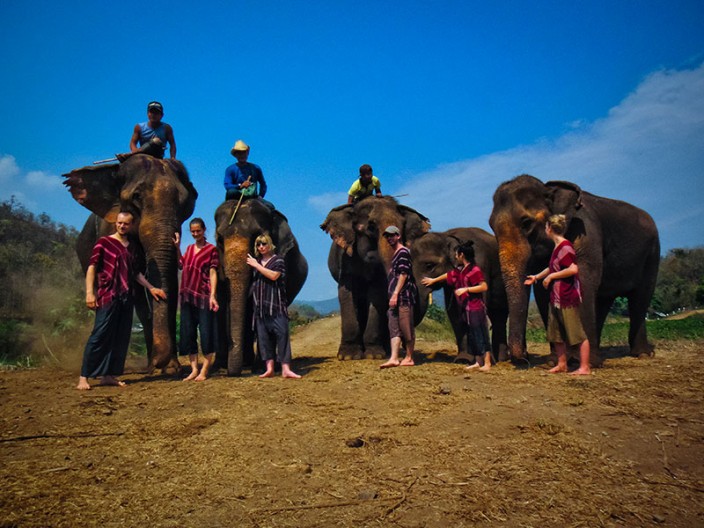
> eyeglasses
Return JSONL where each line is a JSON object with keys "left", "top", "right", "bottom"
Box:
{"left": 256, "top": 242, "right": 268, "bottom": 247}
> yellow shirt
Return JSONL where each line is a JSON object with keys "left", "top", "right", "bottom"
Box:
{"left": 348, "top": 176, "right": 381, "bottom": 200}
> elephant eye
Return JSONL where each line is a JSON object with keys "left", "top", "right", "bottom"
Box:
{"left": 520, "top": 216, "right": 534, "bottom": 232}
{"left": 424, "top": 262, "right": 435, "bottom": 271}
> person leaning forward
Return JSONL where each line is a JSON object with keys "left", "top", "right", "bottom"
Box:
{"left": 224, "top": 140, "right": 268, "bottom": 200}
{"left": 348, "top": 164, "right": 382, "bottom": 204}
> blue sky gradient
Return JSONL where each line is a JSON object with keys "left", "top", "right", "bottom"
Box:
{"left": 1, "top": 1, "right": 703, "bottom": 300}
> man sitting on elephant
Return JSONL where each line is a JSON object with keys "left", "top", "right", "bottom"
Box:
{"left": 224, "top": 140, "right": 268, "bottom": 200}
{"left": 129, "top": 101, "right": 176, "bottom": 160}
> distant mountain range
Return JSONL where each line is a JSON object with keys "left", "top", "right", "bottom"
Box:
{"left": 294, "top": 291, "right": 446, "bottom": 316}
{"left": 293, "top": 298, "right": 339, "bottom": 315}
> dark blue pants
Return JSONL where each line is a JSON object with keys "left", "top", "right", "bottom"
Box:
{"left": 81, "top": 297, "right": 134, "bottom": 378}
{"left": 463, "top": 308, "right": 492, "bottom": 359}
{"left": 179, "top": 301, "right": 219, "bottom": 356}
{"left": 255, "top": 313, "right": 292, "bottom": 364}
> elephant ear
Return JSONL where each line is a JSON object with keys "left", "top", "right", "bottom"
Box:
{"left": 399, "top": 204, "right": 431, "bottom": 246}
{"left": 168, "top": 160, "right": 198, "bottom": 222}
{"left": 62, "top": 163, "right": 125, "bottom": 222}
{"left": 273, "top": 210, "right": 296, "bottom": 257}
{"left": 320, "top": 204, "right": 356, "bottom": 256}
{"left": 545, "top": 180, "right": 583, "bottom": 215}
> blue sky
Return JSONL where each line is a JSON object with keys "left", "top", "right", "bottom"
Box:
{"left": 1, "top": 1, "right": 703, "bottom": 301}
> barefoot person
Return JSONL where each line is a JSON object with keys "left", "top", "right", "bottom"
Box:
{"left": 380, "top": 226, "right": 418, "bottom": 368}
{"left": 246, "top": 233, "right": 300, "bottom": 379}
{"left": 525, "top": 214, "right": 592, "bottom": 375}
{"left": 77, "top": 212, "right": 167, "bottom": 390}
{"left": 421, "top": 241, "right": 493, "bottom": 371}
{"left": 174, "top": 218, "right": 220, "bottom": 381}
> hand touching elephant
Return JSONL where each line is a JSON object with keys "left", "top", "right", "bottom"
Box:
{"left": 321, "top": 196, "right": 430, "bottom": 360}
{"left": 489, "top": 174, "right": 659, "bottom": 366}
{"left": 215, "top": 197, "right": 308, "bottom": 376}
{"left": 63, "top": 154, "right": 198, "bottom": 372}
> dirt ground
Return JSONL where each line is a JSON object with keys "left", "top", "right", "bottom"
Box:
{"left": 1, "top": 315, "right": 703, "bottom": 528}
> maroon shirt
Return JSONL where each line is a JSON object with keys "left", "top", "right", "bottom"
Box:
{"left": 549, "top": 240, "right": 582, "bottom": 309}
{"left": 89, "top": 236, "right": 135, "bottom": 308}
{"left": 446, "top": 264, "right": 485, "bottom": 312}
{"left": 179, "top": 243, "right": 219, "bottom": 309}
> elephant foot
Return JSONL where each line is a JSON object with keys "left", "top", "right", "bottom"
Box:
{"left": 453, "top": 352, "right": 473, "bottom": 364}
{"left": 496, "top": 346, "right": 510, "bottom": 363}
{"left": 150, "top": 356, "right": 181, "bottom": 376}
{"left": 363, "top": 346, "right": 386, "bottom": 360}
{"left": 338, "top": 345, "right": 364, "bottom": 361}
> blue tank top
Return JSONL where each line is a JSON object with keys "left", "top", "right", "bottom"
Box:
{"left": 138, "top": 122, "right": 167, "bottom": 146}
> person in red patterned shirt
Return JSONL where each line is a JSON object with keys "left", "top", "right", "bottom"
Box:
{"left": 174, "top": 218, "right": 220, "bottom": 381}
{"left": 421, "top": 241, "right": 493, "bottom": 371}
{"left": 525, "top": 214, "right": 591, "bottom": 375}
{"left": 77, "top": 212, "right": 167, "bottom": 390}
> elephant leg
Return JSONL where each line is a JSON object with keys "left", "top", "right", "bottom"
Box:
{"left": 595, "top": 296, "right": 614, "bottom": 350}
{"left": 337, "top": 284, "right": 365, "bottom": 360}
{"left": 489, "top": 309, "right": 509, "bottom": 362}
{"left": 627, "top": 291, "right": 655, "bottom": 358}
{"left": 133, "top": 289, "right": 154, "bottom": 372}
{"left": 363, "top": 286, "right": 389, "bottom": 360}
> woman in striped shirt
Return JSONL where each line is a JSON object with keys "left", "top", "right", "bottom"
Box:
{"left": 175, "top": 218, "right": 220, "bottom": 381}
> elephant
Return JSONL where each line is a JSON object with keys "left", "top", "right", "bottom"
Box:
{"left": 411, "top": 228, "right": 509, "bottom": 362}
{"left": 63, "top": 154, "right": 198, "bottom": 371}
{"left": 214, "top": 197, "right": 308, "bottom": 376}
{"left": 488, "top": 174, "right": 660, "bottom": 365}
{"left": 320, "top": 196, "right": 430, "bottom": 360}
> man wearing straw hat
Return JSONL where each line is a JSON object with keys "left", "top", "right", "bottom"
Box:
{"left": 224, "top": 140, "right": 268, "bottom": 200}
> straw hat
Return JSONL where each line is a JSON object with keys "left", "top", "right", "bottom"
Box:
{"left": 230, "top": 140, "right": 250, "bottom": 156}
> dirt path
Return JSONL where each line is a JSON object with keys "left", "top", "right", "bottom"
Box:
{"left": 1, "top": 315, "right": 703, "bottom": 527}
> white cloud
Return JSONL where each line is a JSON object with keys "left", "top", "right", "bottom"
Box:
{"left": 0, "top": 154, "right": 21, "bottom": 182}
{"left": 25, "top": 170, "right": 62, "bottom": 189}
{"left": 308, "top": 192, "right": 345, "bottom": 216}
{"left": 396, "top": 63, "right": 704, "bottom": 252}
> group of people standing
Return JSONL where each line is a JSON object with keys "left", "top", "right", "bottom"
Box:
{"left": 77, "top": 101, "right": 591, "bottom": 390}
{"left": 76, "top": 102, "right": 297, "bottom": 390}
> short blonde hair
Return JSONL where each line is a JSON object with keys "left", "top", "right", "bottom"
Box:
{"left": 254, "top": 233, "right": 276, "bottom": 257}
{"left": 547, "top": 214, "right": 567, "bottom": 235}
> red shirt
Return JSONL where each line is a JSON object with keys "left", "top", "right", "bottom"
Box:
{"left": 89, "top": 236, "right": 135, "bottom": 308}
{"left": 179, "top": 243, "right": 219, "bottom": 309}
{"left": 446, "top": 264, "right": 485, "bottom": 312}
{"left": 549, "top": 240, "right": 582, "bottom": 309}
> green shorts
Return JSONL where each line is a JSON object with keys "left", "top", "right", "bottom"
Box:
{"left": 546, "top": 305, "right": 587, "bottom": 346}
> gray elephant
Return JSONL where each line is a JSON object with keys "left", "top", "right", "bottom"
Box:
{"left": 411, "top": 228, "right": 509, "bottom": 362}
{"left": 488, "top": 174, "right": 660, "bottom": 365}
{"left": 214, "top": 198, "right": 308, "bottom": 376}
{"left": 63, "top": 154, "right": 198, "bottom": 371}
{"left": 320, "top": 196, "right": 430, "bottom": 360}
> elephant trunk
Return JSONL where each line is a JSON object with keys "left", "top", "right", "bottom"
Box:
{"left": 142, "top": 231, "right": 180, "bottom": 370}
{"left": 495, "top": 226, "right": 533, "bottom": 361}
{"left": 223, "top": 235, "right": 252, "bottom": 376}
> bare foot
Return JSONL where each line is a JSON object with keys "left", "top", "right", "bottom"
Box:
{"left": 100, "top": 376, "right": 126, "bottom": 387}
{"left": 194, "top": 373, "right": 208, "bottom": 381}
{"left": 479, "top": 364, "right": 491, "bottom": 372}
{"left": 400, "top": 357, "right": 415, "bottom": 367}
{"left": 569, "top": 368, "right": 592, "bottom": 376}
{"left": 76, "top": 377, "right": 91, "bottom": 390}
{"left": 183, "top": 371, "right": 199, "bottom": 381}
{"left": 259, "top": 370, "right": 275, "bottom": 378}
{"left": 548, "top": 365, "right": 568, "bottom": 374}
{"left": 282, "top": 370, "right": 301, "bottom": 379}
{"left": 380, "top": 360, "right": 400, "bottom": 369}
{"left": 465, "top": 363, "right": 481, "bottom": 370}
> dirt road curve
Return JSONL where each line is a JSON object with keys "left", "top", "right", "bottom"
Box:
{"left": 1, "top": 315, "right": 703, "bottom": 527}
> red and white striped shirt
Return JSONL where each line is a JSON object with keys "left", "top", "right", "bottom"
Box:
{"left": 89, "top": 236, "right": 135, "bottom": 308}
{"left": 179, "top": 243, "right": 219, "bottom": 309}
